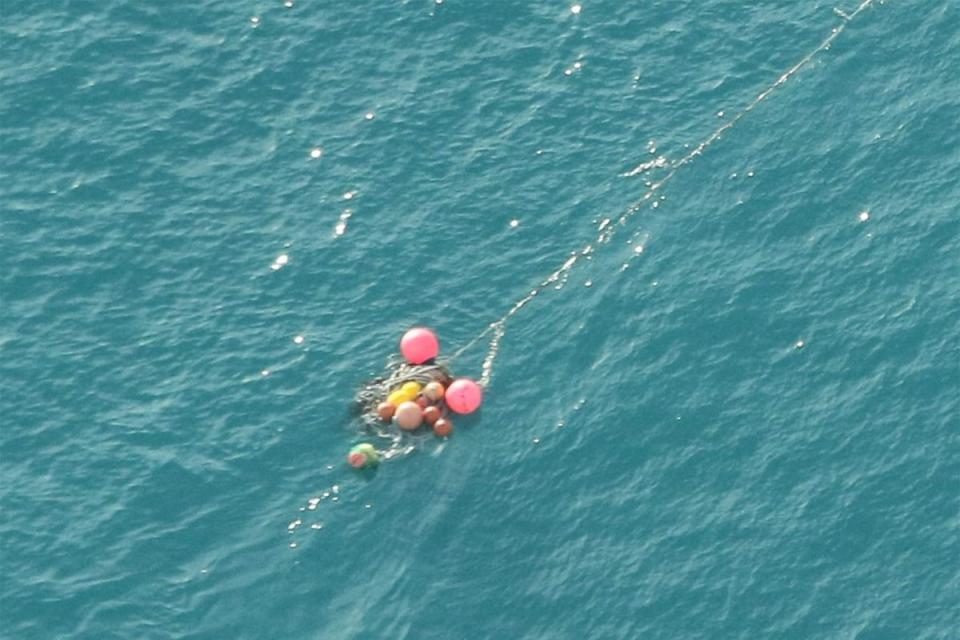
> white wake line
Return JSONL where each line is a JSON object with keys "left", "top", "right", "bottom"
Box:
{"left": 452, "top": 0, "right": 880, "bottom": 385}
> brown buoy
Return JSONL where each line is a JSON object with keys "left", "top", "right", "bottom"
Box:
{"left": 422, "top": 405, "right": 441, "bottom": 425}
{"left": 432, "top": 418, "right": 453, "bottom": 438}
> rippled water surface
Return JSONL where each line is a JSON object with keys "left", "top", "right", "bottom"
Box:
{"left": 2, "top": 1, "right": 958, "bottom": 638}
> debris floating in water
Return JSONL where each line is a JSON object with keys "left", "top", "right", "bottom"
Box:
{"left": 348, "top": 443, "right": 380, "bottom": 469}
{"left": 349, "top": 328, "right": 484, "bottom": 467}
{"left": 270, "top": 254, "right": 289, "bottom": 270}
{"left": 334, "top": 209, "right": 353, "bottom": 237}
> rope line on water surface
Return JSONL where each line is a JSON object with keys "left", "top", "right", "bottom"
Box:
{"left": 290, "top": 1, "right": 882, "bottom": 540}
{"left": 450, "top": 0, "right": 880, "bottom": 385}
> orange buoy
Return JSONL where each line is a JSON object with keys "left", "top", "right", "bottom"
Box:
{"left": 377, "top": 401, "right": 395, "bottom": 422}
{"left": 423, "top": 381, "right": 445, "bottom": 402}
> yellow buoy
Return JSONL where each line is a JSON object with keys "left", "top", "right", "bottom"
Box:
{"left": 400, "top": 381, "right": 422, "bottom": 399}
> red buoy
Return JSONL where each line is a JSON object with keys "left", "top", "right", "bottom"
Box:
{"left": 348, "top": 451, "right": 367, "bottom": 468}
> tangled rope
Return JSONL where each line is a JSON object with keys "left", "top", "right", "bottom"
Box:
{"left": 353, "top": 357, "right": 454, "bottom": 454}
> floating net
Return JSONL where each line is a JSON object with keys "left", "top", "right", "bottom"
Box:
{"left": 289, "top": 0, "right": 885, "bottom": 542}
{"left": 352, "top": 357, "right": 454, "bottom": 453}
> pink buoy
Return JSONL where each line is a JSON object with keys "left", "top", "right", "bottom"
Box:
{"left": 400, "top": 327, "right": 440, "bottom": 365}
{"left": 445, "top": 378, "right": 483, "bottom": 414}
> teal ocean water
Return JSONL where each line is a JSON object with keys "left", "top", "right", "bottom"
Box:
{"left": 2, "top": 1, "right": 958, "bottom": 638}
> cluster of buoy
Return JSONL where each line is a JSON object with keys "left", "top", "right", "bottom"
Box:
{"left": 377, "top": 379, "right": 454, "bottom": 435}
{"left": 348, "top": 328, "right": 483, "bottom": 470}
